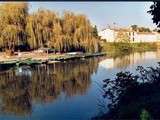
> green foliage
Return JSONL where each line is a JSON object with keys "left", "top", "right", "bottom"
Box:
{"left": 130, "top": 25, "right": 151, "bottom": 32}
{"left": 101, "top": 42, "right": 157, "bottom": 57}
{"left": 92, "top": 25, "right": 98, "bottom": 38}
{"left": 116, "top": 43, "right": 132, "bottom": 52}
{"left": 138, "top": 27, "right": 151, "bottom": 32}
{"left": 148, "top": 2, "right": 160, "bottom": 28}
{"left": 140, "top": 109, "right": 151, "bottom": 120}
{"left": 92, "top": 63, "right": 160, "bottom": 120}
{"left": 131, "top": 25, "right": 138, "bottom": 31}
{"left": 131, "top": 42, "right": 157, "bottom": 52}
{"left": 116, "top": 31, "right": 130, "bottom": 42}
{"left": 95, "top": 63, "right": 160, "bottom": 119}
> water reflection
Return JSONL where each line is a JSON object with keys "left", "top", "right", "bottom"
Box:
{"left": 0, "top": 58, "right": 101, "bottom": 116}
{"left": 99, "top": 51, "right": 160, "bottom": 69}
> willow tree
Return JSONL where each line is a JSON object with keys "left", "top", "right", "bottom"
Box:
{"left": 0, "top": 17, "right": 4, "bottom": 48}
{"left": 0, "top": 3, "right": 99, "bottom": 53}
{"left": 26, "top": 9, "right": 57, "bottom": 49}
{"left": 73, "top": 14, "right": 99, "bottom": 52}
{"left": 51, "top": 11, "right": 99, "bottom": 53}
{"left": 51, "top": 20, "right": 64, "bottom": 52}
{"left": 0, "top": 2, "right": 28, "bottom": 54}
{"left": 61, "top": 11, "right": 78, "bottom": 52}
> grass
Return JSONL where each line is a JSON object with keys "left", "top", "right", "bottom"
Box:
{"left": 131, "top": 42, "right": 157, "bottom": 52}
{"left": 101, "top": 42, "right": 158, "bottom": 57}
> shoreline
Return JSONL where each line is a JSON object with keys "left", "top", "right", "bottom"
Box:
{"left": 0, "top": 52, "right": 106, "bottom": 67}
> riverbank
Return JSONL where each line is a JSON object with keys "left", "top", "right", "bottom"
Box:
{"left": 0, "top": 52, "right": 106, "bottom": 68}
{"left": 101, "top": 42, "right": 158, "bottom": 57}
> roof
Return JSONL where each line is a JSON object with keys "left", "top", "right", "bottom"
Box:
{"left": 101, "top": 27, "right": 132, "bottom": 32}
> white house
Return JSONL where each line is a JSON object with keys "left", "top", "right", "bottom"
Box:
{"left": 98, "top": 27, "right": 160, "bottom": 43}
{"left": 98, "top": 28, "right": 115, "bottom": 42}
{"left": 131, "top": 32, "right": 158, "bottom": 43}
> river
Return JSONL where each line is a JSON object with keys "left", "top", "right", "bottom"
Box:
{"left": 0, "top": 51, "right": 159, "bottom": 120}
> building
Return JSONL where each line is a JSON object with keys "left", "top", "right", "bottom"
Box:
{"left": 130, "top": 32, "right": 159, "bottom": 43}
{"left": 98, "top": 27, "right": 160, "bottom": 43}
{"left": 98, "top": 28, "right": 115, "bottom": 42}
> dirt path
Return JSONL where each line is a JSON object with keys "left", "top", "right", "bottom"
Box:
{"left": 0, "top": 52, "right": 49, "bottom": 62}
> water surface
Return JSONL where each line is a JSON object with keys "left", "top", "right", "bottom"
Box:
{"left": 0, "top": 51, "right": 159, "bottom": 120}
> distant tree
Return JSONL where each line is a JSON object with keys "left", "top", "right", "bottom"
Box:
{"left": 92, "top": 25, "right": 98, "bottom": 38}
{"left": 131, "top": 25, "right": 151, "bottom": 33}
{"left": 148, "top": 2, "right": 160, "bottom": 28}
{"left": 116, "top": 30, "right": 130, "bottom": 43}
{"left": 153, "top": 28, "right": 160, "bottom": 33}
{"left": 138, "top": 27, "right": 151, "bottom": 32}
{"left": 131, "top": 25, "right": 138, "bottom": 32}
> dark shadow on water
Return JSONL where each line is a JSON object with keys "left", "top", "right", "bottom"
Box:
{"left": 93, "top": 63, "right": 160, "bottom": 120}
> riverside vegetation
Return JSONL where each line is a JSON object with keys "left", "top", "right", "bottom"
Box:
{"left": 0, "top": 2, "right": 100, "bottom": 55}
{"left": 101, "top": 42, "right": 158, "bottom": 57}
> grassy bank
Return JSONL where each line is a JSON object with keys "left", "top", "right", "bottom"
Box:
{"left": 101, "top": 42, "right": 158, "bottom": 57}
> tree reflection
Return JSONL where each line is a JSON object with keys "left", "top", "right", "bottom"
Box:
{"left": 0, "top": 58, "right": 100, "bottom": 116}
{"left": 0, "top": 69, "right": 31, "bottom": 116}
{"left": 113, "top": 52, "right": 147, "bottom": 69}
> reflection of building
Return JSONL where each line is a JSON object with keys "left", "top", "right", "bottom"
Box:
{"left": 98, "top": 27, "right": 160, "bottom": 43}
{"left": 99, "top": 52, "right": 158, "bottom": 69}
{"left": 99, "top": 58, "right": 114, "bottom": 69}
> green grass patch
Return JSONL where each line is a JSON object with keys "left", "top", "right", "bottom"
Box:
{"left": 101, "top": 42, "right": 158, "bottom": 57}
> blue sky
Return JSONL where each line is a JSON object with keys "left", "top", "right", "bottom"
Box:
{"left": 29, "top": 2, "right": 156, "bottom": 31}
{"left": 1, "top": 2, "right": 156, "bottom": 31}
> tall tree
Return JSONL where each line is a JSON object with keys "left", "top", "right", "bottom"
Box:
{"left": 26, "top": 9, "right": 57, "bottom": 49}
{"left": 148, "top": 2, "right": 160, "bottom": 28}
{"left": 0, "top": 2, "right": 28, "bottom": 54}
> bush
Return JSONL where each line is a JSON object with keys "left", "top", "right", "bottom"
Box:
{"left": 101, "top": 42, "right": 158, "bottom": 57}
{"left": 93, "top": 62, "right": 160, "bottom": 120}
